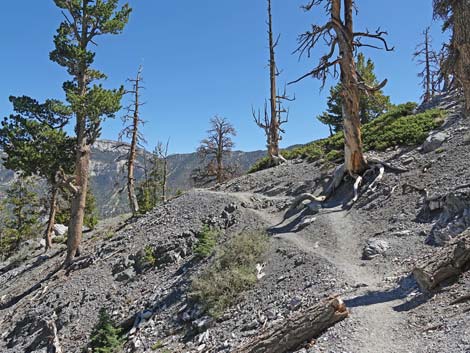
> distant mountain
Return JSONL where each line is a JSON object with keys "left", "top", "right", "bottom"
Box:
{"left": 0, "top": 140, "right": 265, "bottom": 217}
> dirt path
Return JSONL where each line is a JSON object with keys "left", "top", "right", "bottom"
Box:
{"left": 209, "top": 189, "right": 418, "bottom": 353}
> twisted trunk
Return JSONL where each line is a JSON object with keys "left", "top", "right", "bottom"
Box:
{"left": 338, "top": 0, "right": 367, "bottom": 175}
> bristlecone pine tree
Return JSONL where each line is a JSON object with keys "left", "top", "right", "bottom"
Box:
{"left": 317, "top": 54, "right": 391, "bottom": 134}
{"left": 195, "top": 116, "right": 237, "bottom": 185}
{"left": 50, "top": 0, "right": 131, "bottom": 266}
{"left": 433, "top": 0, "right": 470, "bottom": 112}
{"left": 253, "top": 0, "right": 293, "bottom": 165}
{"left": 413, "top": 27, "right": 440, "bottom": 103}
{"left": 119, "top": 66, "right": 146, "bottom": 216}
{"left": 0, "top": 96, "right": 74, "bottom": 251}
{"left": 292, "top": 0, "right": 392, "bottom": 175}
{"left": 0, "top": 178, "right": 41, "bottom": 260}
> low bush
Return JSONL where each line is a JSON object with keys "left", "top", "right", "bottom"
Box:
{"left": 193, "top": 225, "right": 220, "bottom": 258}
{"left": 249, "top": 103, "right": 445, "bottom": 173}
{"left": 190, "top": 231, "right": 269, "bottom": 317}
{"left": 89, "top": 308, "right": 124, "bottom": 353}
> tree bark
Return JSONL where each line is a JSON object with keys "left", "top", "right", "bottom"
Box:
{"left": 413, "top": 231, "right": 470, "bottom": 292}
{"left": 453, "top": 0, "right": 470, "bottom": 112}
{"left": 268, "top": 0, "right": 280, "bottom": 162}
{"left": 424, "top": 27, "right": 432, "bottom": 102}
{"left": 232, "top": 297, "right": 348, "bottom": 353}
{"left": 338, "top": 0, "right": 367, "bottom": 175}
{"left": 44, "top": 186, "right": 58, "bottom": 251}
{"left": 65, "top": 2, "right": 89, "bottom": 267}
{"left": 127, "top": 69, "right": 141, "bottom": 216}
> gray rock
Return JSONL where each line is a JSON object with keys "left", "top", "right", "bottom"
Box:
{"left": 53, "top": 224, "right": 68, "bottom": 236}
{"left": 362, "top": 239, "right": 389, "bottom": 260}
{"left": 422, "top": 132, "right": 448, "bottom": 153}
{"left": 115, "top": 268, "right": 136, "bottom": 282}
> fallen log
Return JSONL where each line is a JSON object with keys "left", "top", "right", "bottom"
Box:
{"left": 232, "top": 297, "right": 348, "bottom": 353}
{"left": 413, "top": 231, "right": 470, "bottom": 292}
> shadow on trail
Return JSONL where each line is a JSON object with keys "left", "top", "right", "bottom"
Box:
{"left": 345, "top": 275, "right": 431, "bottom": 312}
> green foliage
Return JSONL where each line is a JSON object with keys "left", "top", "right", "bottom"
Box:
{"left": 52, "top": 236, "right": 67, "bottom": 245}
{"left": 0, "top": 96, "right": 74, "bottom": 184}
{"left": 89, "top": 308, "right": 124, "bottom": 353}
{"left": 190, "top": 231, "right": 269, "bottom": 317}
{"left": 0, "top": 179, "right": 41, "bottom": 260}
{"left": 55, "top": 186, "right": 99, "bottom": 229}
{"left": 193, "top": 225, "right": 220, "bottom": 258}
{"left": 317, "top": 53, "right": 392, "bottom": 133}
{"left": 250, "top": 103, "right": 445, "bottom": 173}
{"left": 50, "top": 1, "right": 131, "bottom": 145}
{"left": 84, "top": 187, "right": 99, "bottom": 230}
{"left": 144, "top": 245, "right": 156, "bottom": 266}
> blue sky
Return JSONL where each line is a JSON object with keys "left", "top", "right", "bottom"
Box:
{"left": 0, "top": 1, "right": 447, "bottom": 154}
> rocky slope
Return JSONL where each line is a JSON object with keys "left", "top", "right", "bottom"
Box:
{"left": 0, "top": 94, "right": 469, "bottom": 353}
{"left": 0, "top": 140, "right": 265, "bottom": 217}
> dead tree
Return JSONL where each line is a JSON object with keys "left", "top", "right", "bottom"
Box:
{"left": 155, "top": 139, "right": 170, "bottom": 203}
{"left": 196, "top": 116, "right": 237, "bottom": 185}
{"left": 291, "top": 0, "right": 392, "bottom": 176}
{"left": 434, "top": 0, "right": 470, "bottom": 111}
{"left": 413, "top": 27, "right": 439, "bottom": 102}
{"left": 119, "top": 66, "right": 146, "bottom": 216}
{"left": 413, "top": 231, "right": 470, "bottom": 292}
{"left": 233, "top": 297, "right": 348, "bottom": 353}
{"left": 253, "top": 0, "right": 294, "bottom": 165}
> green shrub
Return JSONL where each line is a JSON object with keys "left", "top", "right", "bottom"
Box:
{"left": 190, "top": 231, "right": 269, "bottom": 317}
{"left": 144, "top": 245, "right": 157, "bottom": 266}
{"left": 249, "top": 103, "right": 445, "bottom": 172}
{"left": 193, "top": 225, "right": 220, "bottom": 258}
{"left": 89, "top": 309, "right": 124, "bottom": 353}
{"left": 52, "top": 236, "right": 66, "bottom": 244}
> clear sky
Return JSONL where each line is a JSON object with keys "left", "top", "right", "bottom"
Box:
{"left": 0, "top": 1, "right": 447, "bottom": 154}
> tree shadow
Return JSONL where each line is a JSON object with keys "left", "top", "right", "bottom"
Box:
{"left": 0, "top": 264, "right": 62, "bottom": 310}
{"left": 344, "top": 275, "right": 431, "bottom": 312}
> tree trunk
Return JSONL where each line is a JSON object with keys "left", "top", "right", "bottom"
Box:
{"left": 127, "top": 70, "right": 141, "bottom": 216}
{"left": 44, "top": 186, "right": 58, "bottom": 251}
{"left": 453, "top": 0, "right": 470, "bottom": 112}
{"left": 268, "top": 0, "right": 280, "bottom": 162}
{"left": 216, "top": 129, "right": 223, "bottom": 184}
{"left": 64, "top": 1, "right": 91, "bottom": 267}
{"left": 338, "top": 0, "right": 367, "bottom": 175}
{"left": 424, "top": 28, "right": 432, "bottom": 102}
{"left": 232, "top": 297, "right": 348, "bottom": 353}
{"left": 413, "top": 231, "right": 470, "bottom": 292}
{"left": 162, "top": 159, "right": 167, "bottom": 203}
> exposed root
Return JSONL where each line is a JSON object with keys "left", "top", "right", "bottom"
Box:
{"left": 352, "top": 175, "right": 363, "bottom": 203}
{"left": 367, "top": 157, "right": 408, "bottom": 173}
{"left": 46, "top": 313, "right": 63, "bottom": 353}
{"left": 287, "top": 193, "right": 326, "bottom": 215}
{"left": 323, "top": 163, "right": 346, "bottom": 198}
{"left": 368, "top": 164, "right": 385, "bottom": 191}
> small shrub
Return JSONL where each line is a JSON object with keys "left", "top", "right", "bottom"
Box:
{"left": 52, "top": 236, "right": 66, "bottom": 244}
{"left": 193, "top": 225, "right": 220, "bottom": 258}
{"left": 190, "top": 231, "right": 269, "bottom": 317}
{"left": 151, "top": 340, "right": 164, "bottom": 350}
{"left": 144, "top": 245, "right": 156, "bottom": 266}
{"left": 89, "top": 308, "right": 124, "bottom": 353}
{"left": 248, "top": 103, "right": 445, "bottom": 172}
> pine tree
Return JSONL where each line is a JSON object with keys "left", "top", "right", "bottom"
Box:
{"left": 0, "top": 178, "right": 41, "bottom": 260}
{"left": 293, "top": 0, "right": 392, "bottom": 174}
{"left": 194, "top": 116, "right": 238, "bottom": 185}
{"left": 316, "top": 54, "right": 391, "bottom": 134}
{"left": 50, "top": 0, "right": 131, "bottom": 266}
{"left": 0, "top": 96, "right": 74, "bottom": 251}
